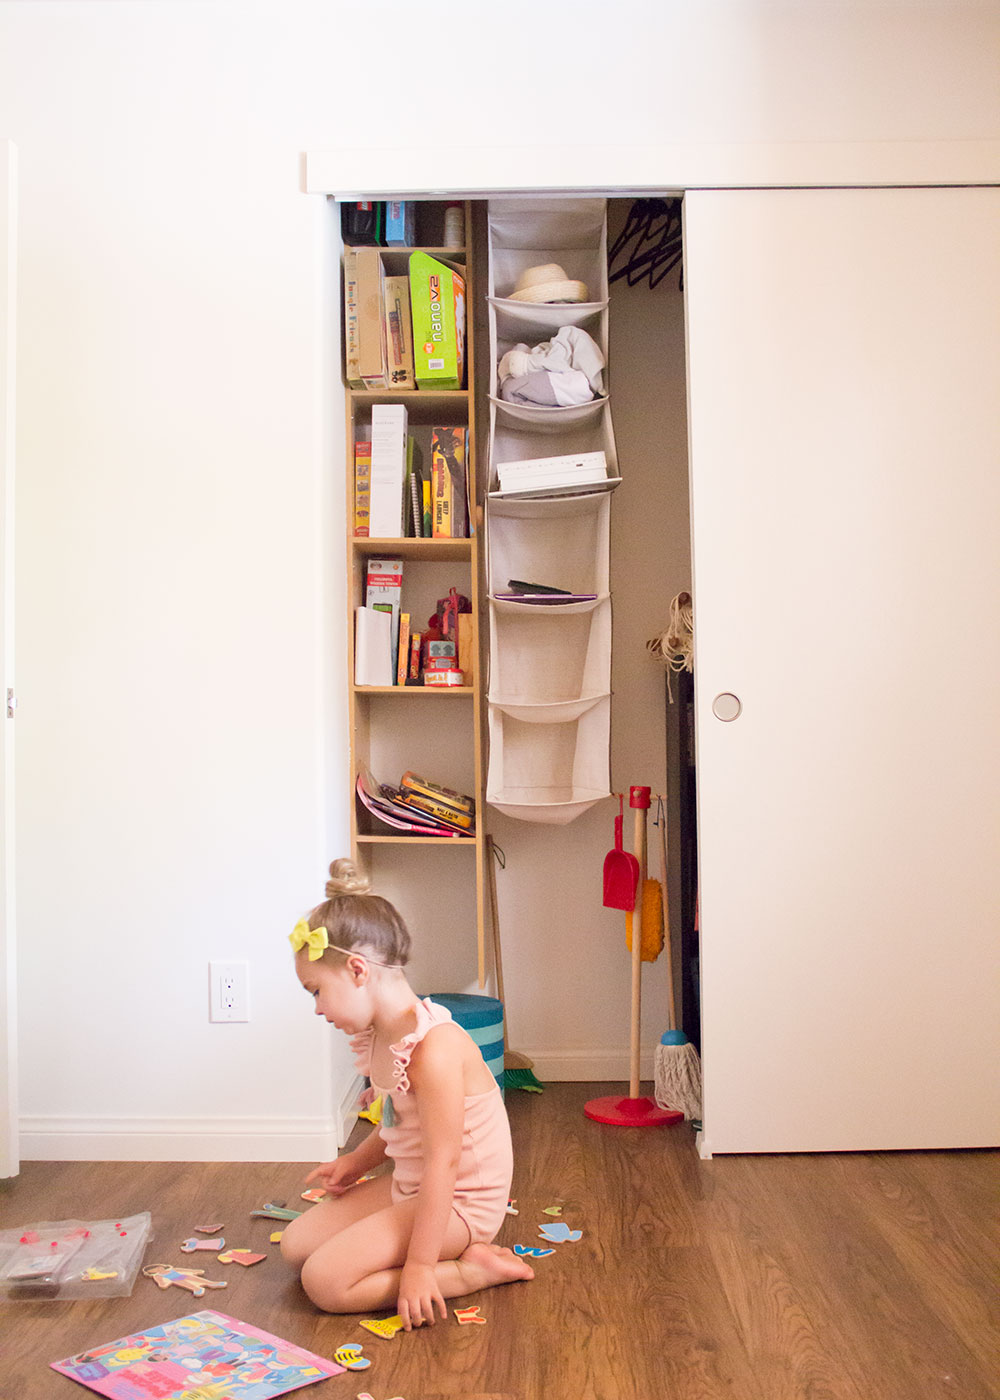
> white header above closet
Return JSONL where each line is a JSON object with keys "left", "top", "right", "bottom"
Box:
{"left": 304, "top": 140, "right": 1000, "bottom": 198}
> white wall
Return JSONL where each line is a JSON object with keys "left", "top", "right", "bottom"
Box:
{"left": 0, "top": 0, "right": 996, "bottom": 1158}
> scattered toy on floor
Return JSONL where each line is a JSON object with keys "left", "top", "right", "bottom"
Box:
{"left": 542, "top": 1205, "right": 563, "bottom": 1216}
{"left": 251, "top": 1203, "right": 302, "bottom": 1221}
{"left": 359, "top": 1316, "right": 406, "bottom": 1340}
{"left": 505, "top": 1199, "right": 518, "bottom": 1215}
{"left": 270, "top": 1231, "right": 284, "bottom": 1244}
{"left": 513, "top": 1244, "right": 555, "bottom": 1258}
{"left": 179, "top": 1236, "right": 224, "bottom": 1252}
{"left": 537, "top": 1222, "right": 582, "bottom": 1243}
{"left": 334, "top": 1344, "right": 372, "bottom": 1371}
{"left": 194, "top": 1221, "right": 224, "bottom": 1234}
{"left": 454, "top": 1305, "right": 487, "bottom": 1325}
{"left": 218, "top": 1248, "right": 267, "bottom": 1267}
{"left": 142, "top": 1264, "right": 228, "bottom": 1297}
{"left": 301, "top": 1188, "right": 327, "bottom": 1202}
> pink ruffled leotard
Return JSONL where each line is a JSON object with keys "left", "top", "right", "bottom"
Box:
{"left": 351, "top": 998, "right": 514, "bottom": 1245}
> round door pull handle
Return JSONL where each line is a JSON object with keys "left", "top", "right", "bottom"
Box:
{"left": 712, "top": 692, "right": 742, "bottom": 722}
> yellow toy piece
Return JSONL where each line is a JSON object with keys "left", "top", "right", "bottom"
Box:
{"left": 359, "top": 1315, "right": 405, "bottom": 1340}
{"left": 357, "top": 1095, "right": 383, "bottom": 1125}
{"left": 333, "top": 1344, "right": 371, "bottom": 1371}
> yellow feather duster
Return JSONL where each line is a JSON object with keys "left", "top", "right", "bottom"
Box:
{"left": 625, "top": 878, "right": 665, "bottom": 962}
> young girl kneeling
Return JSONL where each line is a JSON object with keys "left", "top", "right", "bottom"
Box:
{"left": 280, "top": 859, "right": 533, "bottom": 1328}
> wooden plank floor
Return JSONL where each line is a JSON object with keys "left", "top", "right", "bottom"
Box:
{"left": 1, "top": 1083, "right": 997, "bottom": 1400}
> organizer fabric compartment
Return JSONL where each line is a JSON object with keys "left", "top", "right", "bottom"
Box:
{"left": 487, "top": 699, "right": 612, "bottom": 824}
{"left": 486, "top": 492, "right": 610, "bottom": 598}
{"left": 485, "top": 198, "right": 618, "bottom": 823}
{"left": 488, "top": 595, "right": 611, "bottom": 722}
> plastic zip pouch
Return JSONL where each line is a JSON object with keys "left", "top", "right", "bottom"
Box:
{"left": 0, "top": 1212, "right": 152, "bottom": 1300}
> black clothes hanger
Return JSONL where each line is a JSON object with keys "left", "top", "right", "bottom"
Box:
{"left": 608, "top": 198, "right": 683, "bottom": 290}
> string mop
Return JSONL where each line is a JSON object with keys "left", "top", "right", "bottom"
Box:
{"left": 652, "top": 795, "right": 702, "bottom": 1122}
{"left": 646, "top": 590, "right": 693, "bottom": 701}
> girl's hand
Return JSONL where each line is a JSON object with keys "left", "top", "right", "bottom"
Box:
{"left": 397, "top": 1261, "right": 447, "bottom": 1330}
{"left": 304, "top": 1153, "right": 361, "bottom": 1196}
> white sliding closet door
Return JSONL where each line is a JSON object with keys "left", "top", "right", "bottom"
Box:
{"left": 685, "top": 187, "right": 1000, "bottom": 1153}
{"left": 0, "top": 142, "right": 16, "bottom": 1178}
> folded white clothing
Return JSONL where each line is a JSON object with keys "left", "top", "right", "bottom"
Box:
{"left": 498, "top": 325, "right": 605, "bottom": 395}
{"left": 500, "top": 368, "right": 595, "bottom": 407}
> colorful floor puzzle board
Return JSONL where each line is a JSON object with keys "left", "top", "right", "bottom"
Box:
{"left": 52, "top": 1309, "right": 343, "bottom": 1398}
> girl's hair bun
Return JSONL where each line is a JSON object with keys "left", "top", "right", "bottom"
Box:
{"left": 325, "top": 858, "right": 371, "bottom": 899}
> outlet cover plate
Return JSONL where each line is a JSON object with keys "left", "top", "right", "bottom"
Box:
{"left": 209, "top": 960, "right": 249, "bottom": 1023}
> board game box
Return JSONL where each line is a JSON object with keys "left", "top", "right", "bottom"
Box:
{"left": 51, "top": 1309, "right": 343, "bottom": 1398}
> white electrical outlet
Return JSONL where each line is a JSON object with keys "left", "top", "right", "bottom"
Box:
{"left": 209, "top": 960, "right": 250, "bottom": 1022}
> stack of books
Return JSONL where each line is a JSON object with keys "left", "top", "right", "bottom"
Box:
{"left": 356, "top": 767, "right": 475, "bottom": 837}
{"left": 354, "top": 423, "right": 469, "bottom": 540}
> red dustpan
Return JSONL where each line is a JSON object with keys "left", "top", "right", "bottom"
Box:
{"left": 603, "top": 794, "right": 639, "bottom": 911}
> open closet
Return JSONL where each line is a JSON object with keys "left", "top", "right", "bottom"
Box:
{"left": 318, "top": 167, "right": 1000, "bottom": 1157}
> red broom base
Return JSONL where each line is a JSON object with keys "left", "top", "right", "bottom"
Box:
{"left": 583, "top": 1094, "right": 683, "bottom": 1127}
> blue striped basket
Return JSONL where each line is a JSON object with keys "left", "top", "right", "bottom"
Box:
{"left": 426, "top": 993, "right": 505, "bottom": 1096}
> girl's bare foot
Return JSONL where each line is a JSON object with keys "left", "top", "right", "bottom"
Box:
{"left": 454, "top": 1242, "right": 535, "bottom": 1294}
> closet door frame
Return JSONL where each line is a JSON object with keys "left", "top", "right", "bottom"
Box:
{"left": 1, "top": 141, "right": 18, "bottom": 1180}
{"left": 307, "top": 154, "right": 1000, "bottom": 1156}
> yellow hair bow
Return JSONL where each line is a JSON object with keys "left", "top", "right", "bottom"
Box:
{"left": 289, "top": 919, "right": 329, "bottom": 961}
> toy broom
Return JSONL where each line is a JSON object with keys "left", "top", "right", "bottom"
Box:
{"left": 652, "top": 795, "right": 702, "bottom": 1121}
{"left": 585, "top": 787, "right": 682, "bottom": 1128}
{"left": 486, "top": 836, "right": 544, "bottom": 1092}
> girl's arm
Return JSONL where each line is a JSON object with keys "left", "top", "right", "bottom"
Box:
{"left": 397, "top": 1024, "right": 467, "bottom": 1328}
{"left": 305, "top": 1124, "right": 387, "bottom": 1193}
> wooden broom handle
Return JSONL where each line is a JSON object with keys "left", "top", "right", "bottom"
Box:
{"left": 658, "top": 798, "right": 678, "bottom": 1032}
{"left": 629, "top": 798, "right": 648, "bottom": 1099}
{"left": 485, "top": 836, "right": 508, "bottom": 1050}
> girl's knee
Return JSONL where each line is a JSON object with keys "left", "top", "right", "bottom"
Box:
{"left": 279, "top": 1216, "right": 313, "bottom": 1270}
{"left": 300, "top": 1253, "right": 350, "bottom": 1313}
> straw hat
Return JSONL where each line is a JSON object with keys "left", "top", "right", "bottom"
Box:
{"left": 509, "top": 263, "right": 589, "bottom": 304}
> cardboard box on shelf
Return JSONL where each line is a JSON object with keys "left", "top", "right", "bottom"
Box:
{"left": 356, "top": 247, "right": 388, "bottom": 389}
{"left": 343, "top": 248, "right": 364, "bottom": 389}
{"left": 431, "top": 427, "right": 468, "bottom": 538}
{"left": 409, "top": 252, "right": 466, "bottom": 390}
{"left": 369, "top": 404, "right": 408, "bottom": 537}
{"left": 456, "top": 612, "right": 476, "bottom": 683}
{"left": 383, "top": 275, "right": 416, "bottom": 390}
{"left": 385, "top": 201, "right": 416, "bottom": 247}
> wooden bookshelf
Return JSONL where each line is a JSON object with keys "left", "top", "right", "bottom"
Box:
{"left": 344, "top": 204, "right": 488, "bottom": 983}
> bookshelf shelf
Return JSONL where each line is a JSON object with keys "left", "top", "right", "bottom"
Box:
{"left": 352, "top": 685, "right": 474, "bottom": 696}
{"left": 350, "top": 537, "right": 471, "bottom": 562}
{"left": 357, "top": 834, "right": 476, "bottom": 847}
{"left": 348, "top": 390, "right": 469, "bottom": 404}
{"left": 344, "top": 201, "right": 488, "bottom": 982}
{"left": 344, "top": 246, "right": 466, "bottom": 258}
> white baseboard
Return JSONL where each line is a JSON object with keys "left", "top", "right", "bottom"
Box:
{"left": 19, "top": 1114, "right": 344, "bottom": 1163}
{"left": 527, "top": 1050, "right": 656, "bottom": 1082}
{"left": 21, "top": 1064, "right": 651, "bottom": 1161}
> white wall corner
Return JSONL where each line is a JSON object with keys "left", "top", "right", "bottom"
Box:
{"left": 335, "top": 1073, "right": 365, "bottom": 1149}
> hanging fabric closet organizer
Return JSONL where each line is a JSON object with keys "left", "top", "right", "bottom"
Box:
{"left": 484, "top": 199, "right": 621, "bottom": 823}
